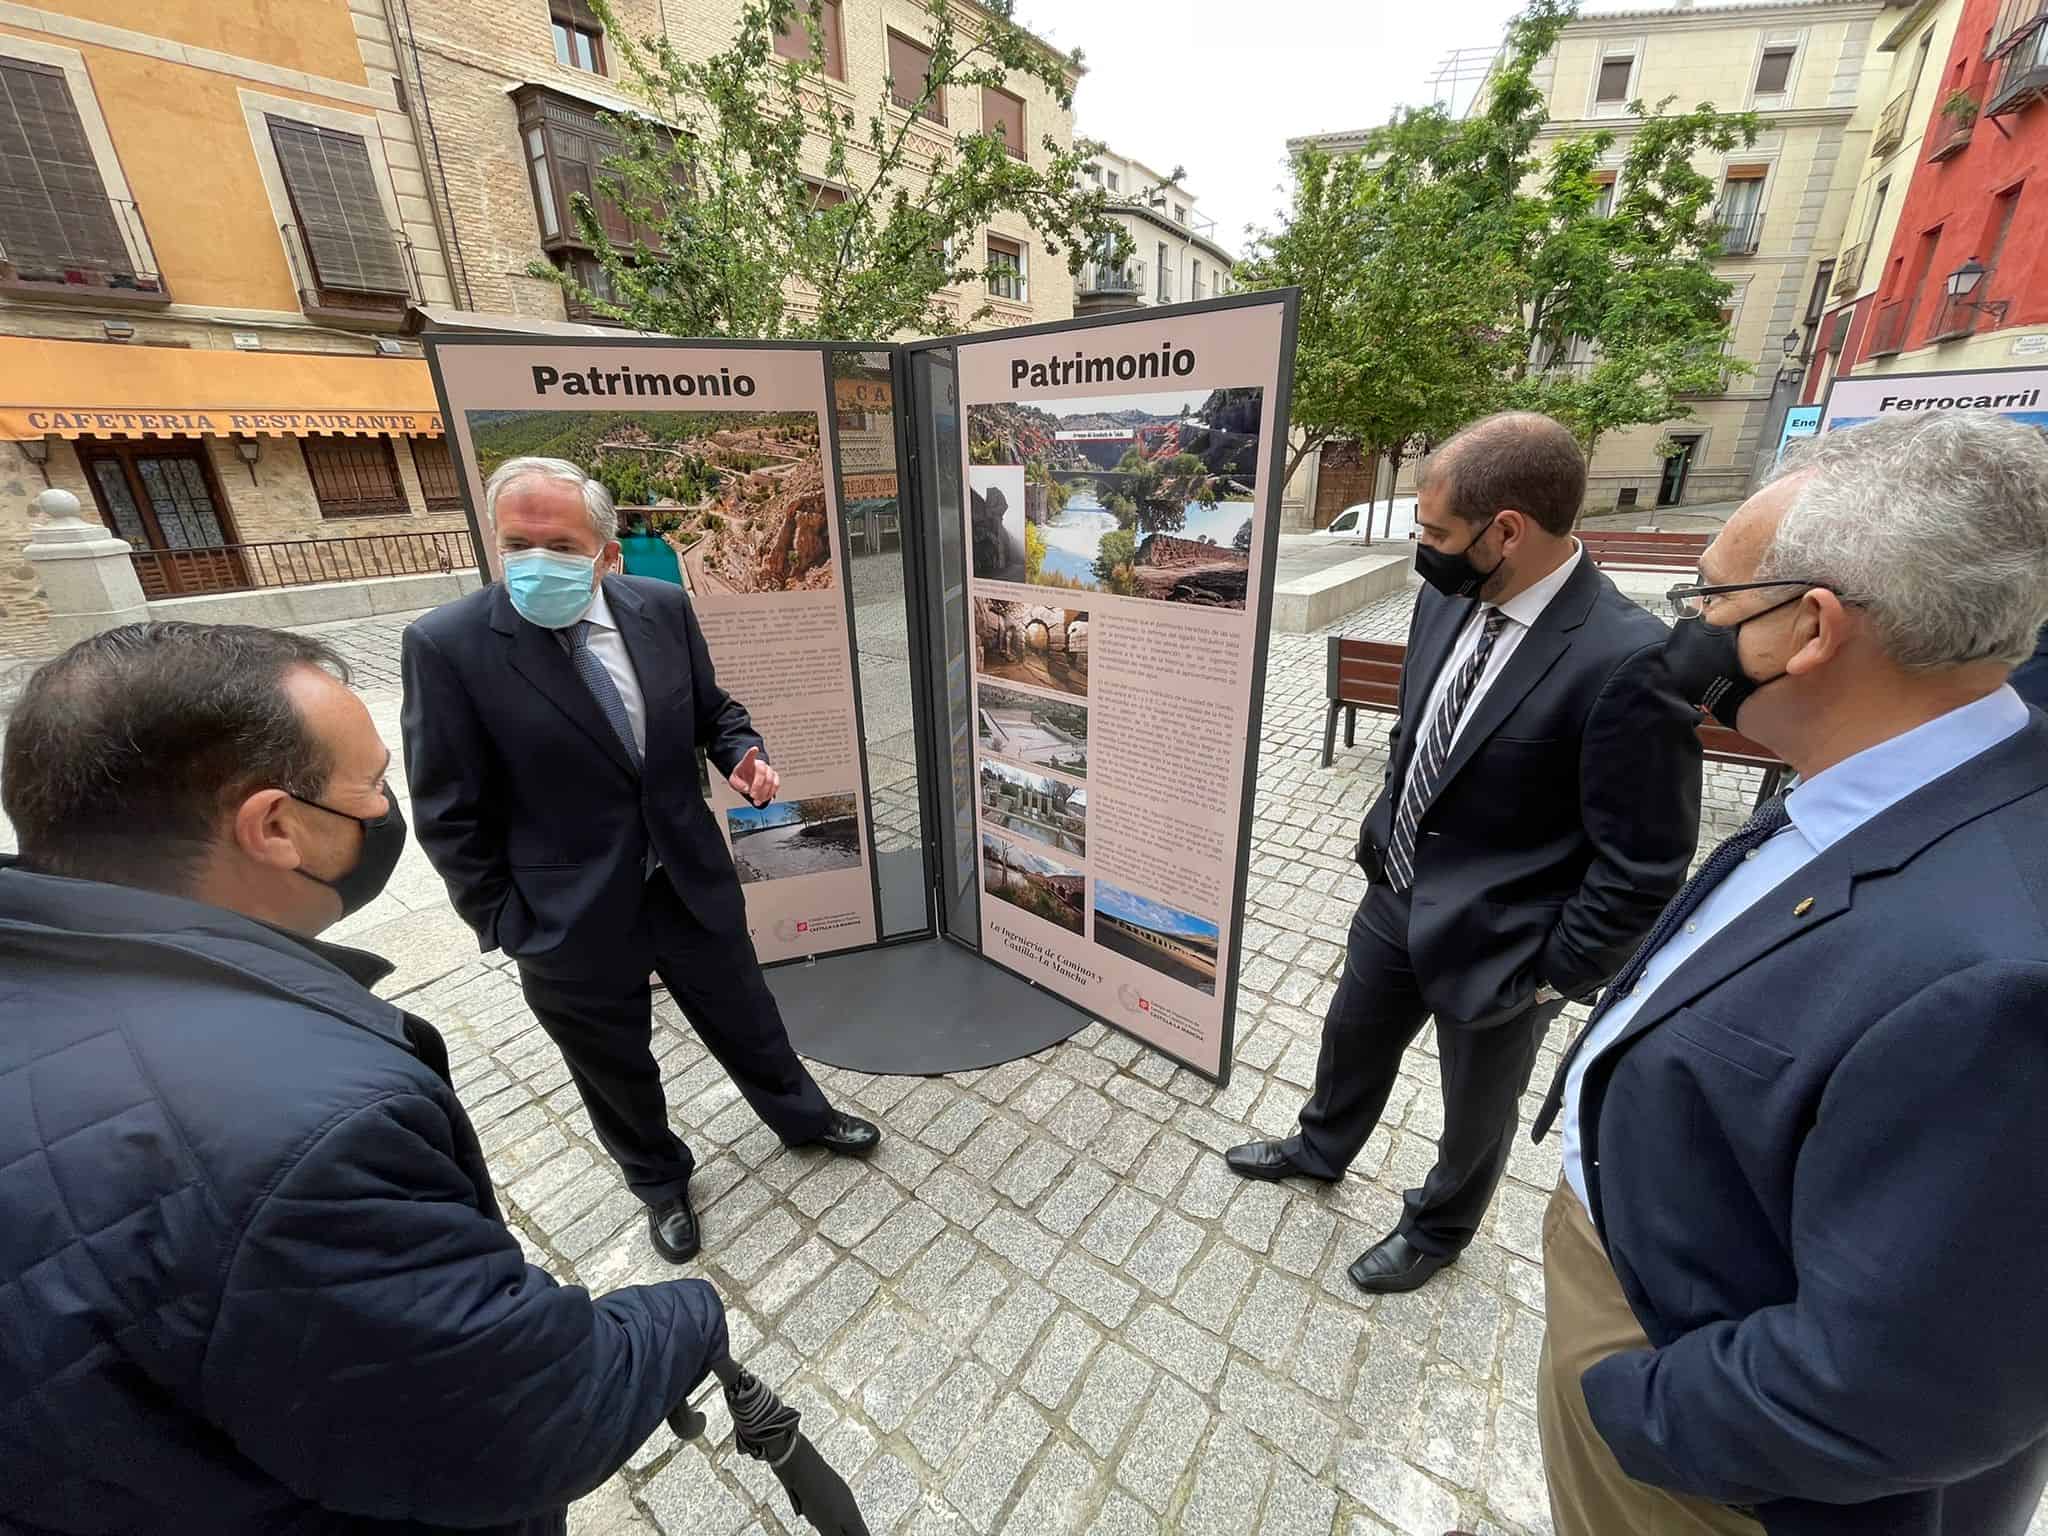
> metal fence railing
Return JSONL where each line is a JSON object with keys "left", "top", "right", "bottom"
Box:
{"left": 131, "top": 529, "right": 477, "bottom": 599}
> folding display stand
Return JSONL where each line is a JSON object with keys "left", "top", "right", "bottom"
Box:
{"left": 425, "top": 292, "right": 1297, "bottom": 1085}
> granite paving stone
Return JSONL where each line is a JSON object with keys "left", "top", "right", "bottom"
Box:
{"left": 199, "top": 588, "right": 1865, "bottom": 1536}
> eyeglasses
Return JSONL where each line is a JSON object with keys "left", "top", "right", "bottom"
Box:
{"left": 1664, "top": 577, "right": 1832, "bottom": 621}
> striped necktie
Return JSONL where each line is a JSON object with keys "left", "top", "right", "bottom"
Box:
{"left": 1385, "top": 608, "right": 1509, "bottom": 892}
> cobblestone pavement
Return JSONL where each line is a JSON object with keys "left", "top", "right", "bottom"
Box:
{"left": 5, "top": 580, "right": 2040, "bottom": 1536}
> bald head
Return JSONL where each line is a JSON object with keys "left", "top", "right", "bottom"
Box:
{"left": 1419, "top": 412, "right": 1587, "bottom": 536}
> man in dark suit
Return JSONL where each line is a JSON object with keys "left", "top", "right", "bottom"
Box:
{"left": 1225, "top": 412, "right": 1702, "bottom": 1295}
{"left": 402, "top": 457, "right": 877, "bottom": 1267}
{"left": 2011, "top": 619, "right": 2048, "bottom": 710}
{"left": 1529, "top": 410, "right": 2048, "bottom": 1536}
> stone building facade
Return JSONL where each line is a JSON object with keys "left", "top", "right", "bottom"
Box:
{"left": 387, "top": 0, "right": 1080, "bottom": 333}
{"left": 0, "top": 0, "right": 465, "bottom": 656}
{"left": 1074, "top": 146, "right": 1238, "bottom": 316}
{"left": 1288, "top": 0, "right": 1885, "bottom": 519}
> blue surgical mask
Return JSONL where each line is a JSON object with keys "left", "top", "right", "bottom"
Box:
{"left": 503, "top": 549, "right": 598, "bottom": 629}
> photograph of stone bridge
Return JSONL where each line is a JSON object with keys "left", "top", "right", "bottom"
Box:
{"left": 980, "top": 759, "right": 1087, "bottom": 856}
{"left": 981, "top": 831, "right": 1086, "bottom": 936}
{"left": 973, "top": 599, "right": 1089, "bottom": 698}
{"left": 967, "top": 387, "right": 1260, "bottom": 610}
{"left": 977, "top": 680, "right": 1088, "bottom": 777}
{"left": 1093, "top": 879, "right": 1221, "bottom": 995}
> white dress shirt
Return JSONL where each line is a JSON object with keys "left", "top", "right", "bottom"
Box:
{"left": 578, "top": 587, "right": 648, "bottom": 759}
{"left": 1559, "top": 684, "right": 2033, "bottom": 1211}
{"left": 1401, "top": 541, "right": 1585, "bottom": 804}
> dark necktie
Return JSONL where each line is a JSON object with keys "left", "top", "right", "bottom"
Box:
{"left": 1386, "top": 608, "right": 1510, "bottom": 891}
{"left": 566, "top": 621, "right": 641, "bottom": 771}
{"left": 1532, "top": 794, "right": 1793, "bottom": 1138}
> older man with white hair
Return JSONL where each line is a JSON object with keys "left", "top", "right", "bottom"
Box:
{"left": 400, "top": 457, "right": 877, "bottom": 1267}
{"left": 1511, "top": 411, "right": 2048, "bottom": 1536}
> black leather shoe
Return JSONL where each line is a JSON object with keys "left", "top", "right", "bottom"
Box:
{"left": 791, "top": 1110, "right": 880, "bottom": 1158}
{"left": 648, "top": 1189, "right": 700, "bottom": 1264}
{"left": 1348, "top": 1230, "right": 1455, "bottom": 1294}
{"left": 1223, "top": 1139, "right": 1339, "bottom": 1183}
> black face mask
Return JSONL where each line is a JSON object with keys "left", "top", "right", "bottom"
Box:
{"left": 1662, "top": 592, "right": 1805, "bottom": 729}
{"left": 1415, "top": 514, "right": 1504, "bottom": 599}
{"left": 292, "top": 785, "right": 407, "bottom": 918}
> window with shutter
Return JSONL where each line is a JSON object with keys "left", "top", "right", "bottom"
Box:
{"left": 887, "top": 32, "right": 944, "bottom": 124}
{"left": 267, "top": 118, "right": 410, "bottom": 317}
{"left": 303, "top": 435, "right": 408, "bottom": 519}
{"left": 981, "top": 86, "right": 1025, "bottom": 157}
{"left": 775, "top": 2, "right": 845, "bottom": 79}
{"left": 986, "top": 234, "right": 1026, "bottom": 303}
{"left": 0, "top": 59, "right": 162, "bottom": 298}
{"left": 410, "top": 437, "right": 465, "bottom": 512}
{"left": 549, "top": 0, "right": 606, "bottom": 73}
{"left": 1754, "top": 46, "right": 1795, "bottom": 95}
{"left": 1596, "top": 55, "right": 1634, "bottom": 103}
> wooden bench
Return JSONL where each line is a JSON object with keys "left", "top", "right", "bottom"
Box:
{"left": 1322, "top": 635, "right": 1789, "bottom": 808}
{"left": 1578, "top": 529, "right": 1710, "bottom": 573}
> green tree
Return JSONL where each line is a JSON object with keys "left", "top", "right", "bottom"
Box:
{"left": 1238, "top": 0, "right": 1760, "bottom": 517}
{"left": 545, "top": 0, "right": 1129, "bottom": 339}
{"left": 1093, "top": 528, "right": 1137, "bottom": 586}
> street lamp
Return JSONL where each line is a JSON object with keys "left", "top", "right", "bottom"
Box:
{"left": 234, "top": 434, "right": 262, "bottom": 486}
{"left": 1943, "top": 256, "right": 2010, "bottom": 325}
{"left": 1776, "top": 328, "right": 1806, "bottom": 390}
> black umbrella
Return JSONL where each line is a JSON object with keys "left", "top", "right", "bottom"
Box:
{"left": 669, "top": 1356, "right": 871, "bottom": 1536}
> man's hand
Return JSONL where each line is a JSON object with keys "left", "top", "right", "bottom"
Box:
{"left": 729, "top": 747, "right": 779, "bottom": 808}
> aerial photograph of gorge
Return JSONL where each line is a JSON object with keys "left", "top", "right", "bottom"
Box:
{"left": 467, "top": 408, "right": 834, "bottom": 594}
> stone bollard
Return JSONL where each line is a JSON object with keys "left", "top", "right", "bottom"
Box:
{"left": 22, "top": 488, "right": 149, "bottom": 648}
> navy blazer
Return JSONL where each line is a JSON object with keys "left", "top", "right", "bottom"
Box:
{"left": 402, "top": 576, "right": 764, "bottom": 974}
{"left": 1358, "top": 557, "right": 1703, "bottom": 1025}
{"left": 2011, "top": 622, "right": 2048, "bottom": 711}
{"left": 1558, "top": 714, "right": 2048, "bottom": 1535}
{"left": 0, "top": 863, "right": 725, "bottom": 1533}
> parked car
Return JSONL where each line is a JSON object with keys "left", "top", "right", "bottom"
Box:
{"left": 1316, "top": 497, "right": 1418, "bottom": 541}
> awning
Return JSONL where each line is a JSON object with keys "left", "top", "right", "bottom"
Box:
{"left": 0, "top": 336, "right": 444, "bottom": 441}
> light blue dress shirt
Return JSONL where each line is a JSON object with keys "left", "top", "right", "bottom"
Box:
{"left": 1561, "top": 685, "right": 2032, "bottom": 1211}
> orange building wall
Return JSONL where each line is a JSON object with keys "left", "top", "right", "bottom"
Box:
{"left": 32, "top": 0, "right": 367, "bottom": 85}
{"left": 0, "top": 25, "right": 380, "bottom": 312}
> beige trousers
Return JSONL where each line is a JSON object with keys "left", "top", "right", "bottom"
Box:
{"left": 1538, "top": 1179, "right": 1767, "bottom": 1536}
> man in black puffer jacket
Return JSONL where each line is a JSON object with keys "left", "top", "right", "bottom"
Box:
{"left": 0, "top": 623, "right": 727, "bottom": 1535}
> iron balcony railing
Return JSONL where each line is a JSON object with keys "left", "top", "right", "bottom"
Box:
{"left": 279, "top": 222, "right": 423, "bottom": 325}
{"left": 1833, "top": 242, "right": 1867, "bottom": 297}
{"left": 1987, "top": 23, "right": 2048, "bottom": 116}
{"left": 1868, "top": 298, "right": 1910, "bottom": 357}
{"left": 889, "top": 92, "right": 947, "bottom": 127}
{"left": 1928, "top": 103, "right": 1978, "bottom": 161}
{"left": 0, "top": 199, "right": 169, "bottom": 302}
{"left": 130, "top": 529, "right": 477, "bottom": 596}
{"left": 1712, "top": 200, "right": 1766, "bottom": 256}
{"left": 1077, "top": 260, "right": 1143, "bottom": 296}
{"left": 1872, "top": 89, "right": 1912, "bottom": 157}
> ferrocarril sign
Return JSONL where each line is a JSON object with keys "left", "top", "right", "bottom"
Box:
{"left": 1819, "top": 367, "right": 2048, "bottom": 433}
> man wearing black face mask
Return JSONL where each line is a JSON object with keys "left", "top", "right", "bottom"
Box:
{"left": 1226, "top": 412, "right": 1703, "bottom": 1296}
{"left": 1528, "top": 412, "right": 2048, "bottom": 1536}
{"left": 0, "top": 623, "right": 729, "bottom": 1536}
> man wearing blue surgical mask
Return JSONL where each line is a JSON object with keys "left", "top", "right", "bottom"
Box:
{"left": 400, "top": 457, "right": 877, "bottom": 1268}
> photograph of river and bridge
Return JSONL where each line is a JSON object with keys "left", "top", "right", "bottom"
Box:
{"left": 979, "top": 759, "right": 1087, "bottom": 856}
{"left": 967, "top": 386, "right": 1262, "bottom": 610}
{"left": 977, "top": 680, "right": 1088, "bottom": 777}
{"left": 466, "top": 408, "right": 834, "bottom": 595}
{"left": 981, "top": 832, "right": 1086, "bottom": 937}
{"left": 1092, "top": 880, "right": 1221, "bottom": 996}
{"left": 724, "top": 792, "right": 861, "bottom": 884}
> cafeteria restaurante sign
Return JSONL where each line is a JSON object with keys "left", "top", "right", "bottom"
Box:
{"left": 20, "top": 409, "right": 445, "bottom": 434}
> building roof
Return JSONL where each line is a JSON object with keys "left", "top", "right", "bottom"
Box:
{"left": 1568, "top": 0, "right": 1877, "bottom": 21}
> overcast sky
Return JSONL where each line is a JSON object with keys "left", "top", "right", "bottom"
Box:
{"left": 1017, "top": 0, "right": 1531, "bottom": 256}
